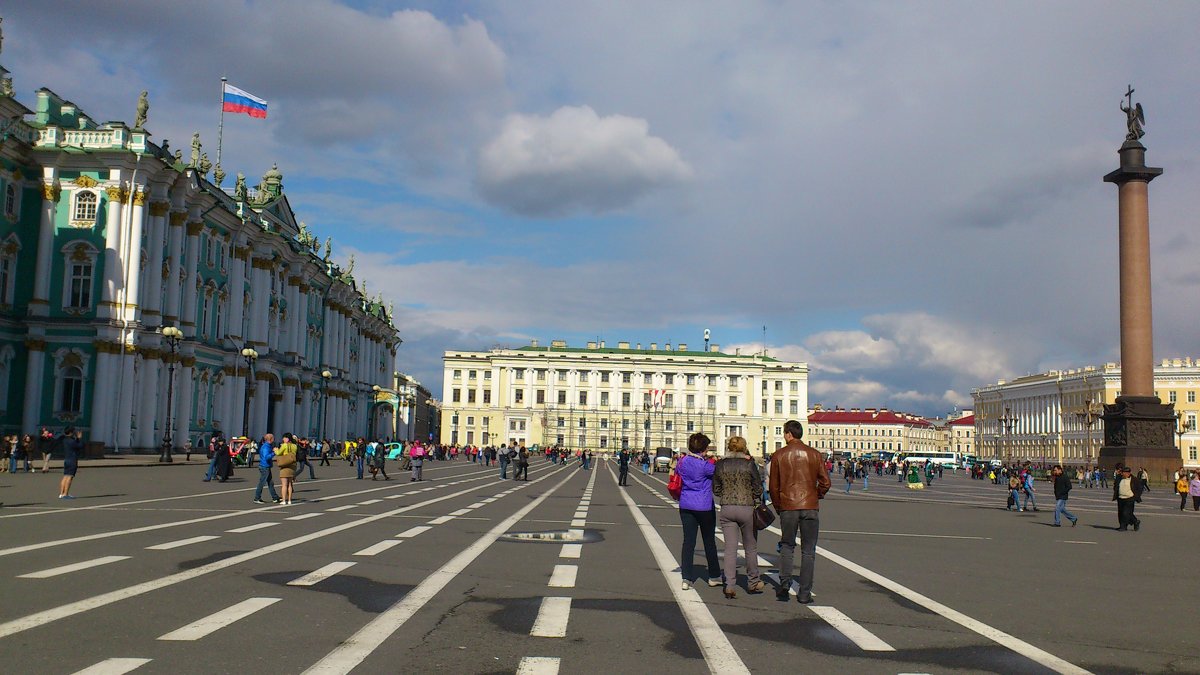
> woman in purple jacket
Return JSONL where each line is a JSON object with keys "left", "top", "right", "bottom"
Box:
{"left": 676, "top": 433, "right": 722, "bottom": 590}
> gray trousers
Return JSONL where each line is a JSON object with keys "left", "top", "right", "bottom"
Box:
{"left": 718, "top": 505, "right": 760, "bottom": 590}
{"left": 778, "top": 509, "right": 819, "bottom": 598}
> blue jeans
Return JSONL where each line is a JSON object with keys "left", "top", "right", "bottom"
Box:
{"left": 499, "top": 457, "right": 509, "bottom": 478}
{"left": 862, "top": 474, "right": 869, "bottom": 490}
{"left": 1022, "top": 489, "right": 1037, "bottom": 510}
{"left": 1054, "top": 498, "right": 1077, "bottom": 525}
{"left": 254, "top": 466, "right": 279, "bottom": 501}
{"left": 356, "top": 457, "right": 364, "bottom": 479}
{"left": 204, "top": 455, "right": 219, "bottom": 480}
{"left": 1009, "top": 488, "right": 1021, "bottom": 509}
{"left": 844, "top": 479, "right": 852, "bottom": 493}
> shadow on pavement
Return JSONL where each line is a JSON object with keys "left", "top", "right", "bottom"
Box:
{"left": 254, "top": 570, "right": 415, "bottom": 613}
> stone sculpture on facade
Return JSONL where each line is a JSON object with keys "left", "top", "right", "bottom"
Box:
{"left": 134, "top": 90, "right": 149, "bottom": 129}
{"left": 199, "top": 153, "right": 212, "bottom": 179}
{"left": 234, "top": 173, "right": 247, "bottom": 202}
{"left": 190, "top": 133, "right": 201, "bottom": 168}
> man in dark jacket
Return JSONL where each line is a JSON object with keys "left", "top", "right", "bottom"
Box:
{"left": 617, "top": 449, "right": 630, "bottom": 486}
{"left": 1051, "top": 465, "right": 1078, "bottom": 527}
{"left": 768, "top": 420, "right": 831, "bottom": 604}
{"left": 1113, "top": 465, "right": 1142, "bottom": 531}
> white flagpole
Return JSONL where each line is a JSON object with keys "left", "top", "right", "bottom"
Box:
{"left": 216, "top": 76, "right": 227, "bottom": 168}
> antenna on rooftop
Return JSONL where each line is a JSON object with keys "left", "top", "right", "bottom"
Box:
{"left": 762, "top": 325, "right": 767, "bottom": 357}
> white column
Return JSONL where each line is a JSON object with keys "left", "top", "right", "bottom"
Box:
{"left": 250, "top": 259, "right": 269, "bottom": 347}
{"left": 140, "top": 200, "right": 169, "bottom": 329}
{"left": 21, "top": 342, "right": 46, "bottom": 433}
{"left": 89, "top": 348, "right": 117, "bottom": 444}
{"left": 173, "top": 357, "right": 195, "bottom": 449}
{"left": 114, "top": 348, "right": 136, "bottom": 449}
{"left": 180, "top": 219, "right": 201, "bottom": 338}
{"left": 98, "top": 186, "right": 126, "bottom": 320}
{"left": 227, "top": 246, "right": 247, "bottom": 342}
{"left": 120, "top": 190, "right": 147, "bottom": 324}
{"left": 30, "top": 178, "right": 59, "bottom": 317}
{"left": 163, "top": 211, "right": 185, "bottom": 325}
{"left": 231, "top": 370, "right": 248, "bottom": 438}
{"left": 298, "top": 386, "right": 312, "bottom": 437}
{"left": 137, "top": 352, "right": 163, "bottom": 448}
{"left": 281, "top": 380, "right": 296, "bottom": 434}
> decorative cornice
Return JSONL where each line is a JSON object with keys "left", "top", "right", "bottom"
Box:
{"left": 104, "top": 186, "right": 125, "bottom": 202}
{"left": 180, "top": 356, "right": 197, "bottom": 368}
{"left": 71, "top": 175, "right": 100, "bottom": 188}
{"left": 251, "top": 257, "right": 274, "bottom": 270}
{"left": 233, "top": 246, "right": 251, "bottom": 261}
{"left": 255, "top": 371, "right": 274, "bottom": 382}
{"left": 282, "top": 377, "right": 300, "bottom": 388}
{"left": 132, "top": 190, "right": 148, "bottom": 206}
{"left": 138, "top": 347, "right": 162, "bottom": 360}
{"left": 287, "top": 276, "right": 302, "bottom": 287}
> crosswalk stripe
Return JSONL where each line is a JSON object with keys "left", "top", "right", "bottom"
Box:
{"left": 569, "top": 519, "right": 586, "bottom": 528}
{"left": 18, "top": 556, "right": 130, "bottom": 579}
{"left": 396, "top": 526, "right": 431, "bottom": 538}
{"left": 145, "top": 535, "right": 219, "bottom": 551}
{"left": 467, "top": 502, "right": 486, "bottom": 508}
{"left": 516, "top": 656, "right": 561, "bottom": 674}
{"left": 226, "top": 522, "right": 279, "bottom": 533}
{"left": 288, "top": 562, "right": 357, "bottom": 587}
{"left": 449, "top": 508, "right": 471, "bottom": 516}
{"left": 71, "top": 658, "right": 152, "bottom": 675}
{"left": 427, "top": 515, "right": 454, "bottom": 525}
{"left": 158, "top": 597, "right": 280, "bottom": 640}
{"left": 357, "top": 499, "right": 383, "bottom": 505}
{"left": 354, "top": 540, "right": 402, "bottom": 556}
{"left": 326, "top": 505, "right": 357, "bottom": 512}
{"left": 530, "top": 597, "right": 572, "bottom": 638}
{"left": 547, "top": 565, "right": 578, "bottom": 588}
{"left": 286, "top": 513, "right": 322, "bottom": 521}
{"left": 559, "top": 544, "right": 582, "bottom": 559}
{"left": 807, "top": 606, "right": 895, "bottom": 651}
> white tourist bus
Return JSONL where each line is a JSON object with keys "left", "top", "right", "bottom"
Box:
{"left": 897, "top": 451, "right": 961, "bottom": 468}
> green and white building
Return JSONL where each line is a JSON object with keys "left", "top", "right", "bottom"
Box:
{"left": 0, "top": 58, "right": 399, "bottom": 450}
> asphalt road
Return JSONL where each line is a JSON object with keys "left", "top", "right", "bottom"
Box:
{"left": 0, "top": 457, "right": 1195, "bottom": 675}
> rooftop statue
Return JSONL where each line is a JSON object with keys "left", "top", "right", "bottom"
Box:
{"left": 213, "top": 164, "right": 225, "bottom": 187}
{"left": 346, "top": 254, "right": 355, "bottom": 276}
{"left": 1, "top": 17, "right": 5, "bottom": 56}
{"left": 173, "top": 149, "right": 183, "bottom": 165}
{"left": 324, "top": 237, "right": 332, "bottom": 260}
{"left": 1121, "top": 85, "right": 1146, "bottom": 141}
{"left": 199, "top": 152, "right": 212, "bottom": 179}
{"left": 1, "top": 76, "right": 12, "bottom": 98}
{"left": 234, "top": 172, "right": 247, "bottom": 202}
{"left": 134, "top": 90, "right": 149, "bottom": 129}
{"left": 190, "top": 133, "right": 201, "bottom": 168}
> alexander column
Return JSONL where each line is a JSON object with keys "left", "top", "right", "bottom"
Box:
{"left": 1098, "top": 86, "right": 1176, "bottom": 482}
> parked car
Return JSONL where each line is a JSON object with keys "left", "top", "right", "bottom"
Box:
{"left": 653, "top": 447, "right": 674, "bottom": 473}
{"left": 385, "top": 443, "right": 405, "bottom": 460}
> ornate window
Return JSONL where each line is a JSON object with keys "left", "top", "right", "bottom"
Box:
{"left": 72, "top": 190, "right": 99, "bottom": 224}
{"left": 0, "top": 234, "right": 19, "bottom": 306}
{"left": 51, "top": 348, "right": 91, "bottom": 422}
{"left": 60, "top": 241, "right": 99, "bottom": 313}
{"left": 0, "top": 344, "right": 14, "bottom": 413}
{"left": 3, "top": 183, "right": 18, "bottom": 220}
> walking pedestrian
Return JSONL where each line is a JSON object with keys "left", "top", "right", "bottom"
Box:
{"left": 39, "top": 427, "right": 54, "bottom": 473}
{"left": 319, "top": 438, "right": 331, "bottom": 466}
{"left": 1113, "top": 465, "right": 1142, "bottom": 531}
{"left": 58, "top": 427, "right": 83, "bottom": 499}
{"left": 1021, "top": 470, "right": 1039, "bottom": 512}
{"left": 373, "top": 440, "right": 390, "bottom": 481}
{"left": 355, "top": 439, "right": 366, "bottom": 479}
{"left": 617, "top": 449, "right": 631, "bottom": 486}
{"left": 676, "top": 433, "right": 722, "bottom": 591}
{"left": 410, "top": 441, "right": 426, "bottom": 481}
{"left": 212, "top": 432, "right": 233, "bottom": 482}
{"left": 1051, "top": 465, "right": 1078, "bottom": 527}
{"left": 276, "top": 433, "right": 299, "bottom": 505}
{"left": 19, "top": 433, "right": 32, "bottom": 472}
{"left": 768, "top": 420, "right": 831, "bottom": 604}
{"left": 297, "top": 439, "right": 317, "bottom": 480}
{"left": 253, "top": 433, "right": 281, "bottom": 504}
{"left": 498, "top": 443, "right": 510, "bottom": 479}
{"left": 1137, "top": 467, "right": 1151, "bottom": 493}
{"left": 515, "top": 445, "right": 530, "bottom": 481}
{"left": 1177, "top": 471, "right": 1191, "bottom": 511}
{"left": 713, "top": 436, "right": 764, "bottom": 598}
{"left": 184, "top": 438, "right": 194, "bottom": 462}
{"left": 203, "top": 435, "right": 221, "bottom": 481}
{"left": 1190, "top": 471, "right": 1200, "bottom": 512}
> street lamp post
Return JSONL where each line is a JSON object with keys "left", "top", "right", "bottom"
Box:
{"left": 998, "top": 406, "right": 1018, "bottom": 464}
{"left": 320, "top": 369, "right": 332, "bottom": 444}
{"left": 1176, "top": 412, "right": 1194, "bottom": 455}
{"left": 241, "top": 348, "right": 259, "bottom": 438}
{"left": 1040, "top": 432, "right": 1049, "bottom": 469}
{"left": 1074, "top": 395, "right": 1102, "bottom": 468}
{"left": 159, "top": 326, "right": 184, "bottom": 463}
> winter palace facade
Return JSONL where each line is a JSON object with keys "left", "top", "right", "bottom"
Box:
{"left": 0, "top": 65, "right": 399, "bottom": 451}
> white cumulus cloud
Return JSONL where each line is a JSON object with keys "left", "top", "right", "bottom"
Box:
{"left": 477, "top": 105, "right": 692, "bottom": 216}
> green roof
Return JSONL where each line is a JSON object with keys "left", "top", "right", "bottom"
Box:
{"left": 513, "top": 345, "right": 782, "bottom": 362}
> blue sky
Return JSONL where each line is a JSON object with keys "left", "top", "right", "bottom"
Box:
{"left": 6, "top": 1, "right": 1200, "bottom": 414}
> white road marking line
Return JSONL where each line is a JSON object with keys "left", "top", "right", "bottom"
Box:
{"left": 516, "top": 656, "right": 561, "bottom": 675}
{"left": 357, "top": 499, "right": 383, "bottom": 505}
{"left": 19, "top": 555, "right": 130, "bottom": 579}
{"left": 226, "top": 522, "right": 279, "bottom": 533}
{"left": 569, "top": 519, "right": 587, "bottom": 528}
{"left": 530, "top": 597, "right": 572, "bottom": 638}
{"left": 762, "top": 525, "right": 1090, "bottom": 675}
{"left": 482, "top": 498, "right": 497, "bottom": 503}
{"left": 609, "top": 465, "right": 750, "bottom": 675}
{"left": 824, "top": 529, "right": 990, "bottom": 541}
{"left": 145, "top": 535, "right": 219, "bottom": 551}
{"left": 559, "top": 544, "right": 582, "bottom": 559}
{"left": 449, "top": 508, "right": 472, "bottom": 516}
{"left": 71, "top": 657, "right": 152, "bottom": 675}
{"left": 467, "top": 502, "right": 486, "bottom": 508}
{"left": 427, "top": 516, "right": 454, "bottom": 525}
{"left": 288, "top": 562, "right": 357, "bottom": 587}
{"left": 757, "top": 556, "right": 772, "bottom": 568}
{"left": 1062, "top": 540, "right": 1098, "bottom": 545}
{"left": 302, "top": 468, "right": 578, "bottom": 674}
{"left": 158, "top": 597, "right": 280, "bottom": 641}
{"left": 326, "top": 505, "right": 357, "bottom": 512}
{"left": 354, "top": 540, "right": 403, "bottom": 556}
{"left": 0, "top": 463, "right": 569, "bottom": 640}
{"left": 286, "top": 513, "right": 322, "bottom": 521}
{"left": 397, "top": 526, "right": 432, "bottom": 538}
{"left": 385, "top": 495, "right": 403, "bottom": 499}
{"left": 547, "top": 565, "right": 578, "bottom": 588}
{"left": 573, "top": 511, "right": 588, "bottom": 519}
{"left": 568, "top": 529, "right": 584, "bottom": 539}
{"left": 807, "top": 605, "right": 895, "bottom": 651}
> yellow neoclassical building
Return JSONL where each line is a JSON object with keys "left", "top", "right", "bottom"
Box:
{"left": 972, "top": 358, "right": 1200, "bottom": 467}
{"left": 439, "top": 339, "right": 808, "bottom": 456}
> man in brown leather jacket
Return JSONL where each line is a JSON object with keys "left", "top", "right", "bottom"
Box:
{"left": 768, "top": 419, "right": 831, "bottom": 603}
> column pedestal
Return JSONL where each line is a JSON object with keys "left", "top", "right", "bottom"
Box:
{"left": 1098, "top": 396, "right": 1179, "bottom": 479}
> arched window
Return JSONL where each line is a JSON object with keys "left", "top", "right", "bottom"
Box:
{"left": 3, "top": 183, "right": 17, "bottom": 219}
{"left": 0, "top": 233, "right": 20, "bottom": 306}
{"left": 73, "top": 191, "right": 98, "bottom": 222}
{"left": 59, "top": 366, "right": 84, "bottom": 414}
{"left": 60, "top": 241, "right": 99, "bottom": 313}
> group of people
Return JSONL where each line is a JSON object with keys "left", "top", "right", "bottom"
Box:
{"left": 0, "top": 427, "right": 85, "bottom": 498}
{"left": 672, "top": 420, "right": 830, "bottom": 604}
{"left": 1174, "top": 468, "right": 1200, "bottom": 511}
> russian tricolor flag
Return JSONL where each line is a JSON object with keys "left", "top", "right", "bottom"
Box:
{"left": 222, "top": 83, "right": 268, "bottom": 119}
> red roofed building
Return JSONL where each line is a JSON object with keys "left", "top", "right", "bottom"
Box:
{"left": 948, "top": 413, "right": 976, "bottom": 457}
{"left": 806, "top": 406, "right": 943, "bottom": 457}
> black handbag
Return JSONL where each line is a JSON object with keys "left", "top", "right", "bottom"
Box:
{"left": 753, "top": 503, "right": 775, "bottom": 531}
